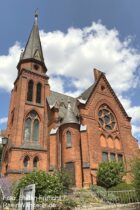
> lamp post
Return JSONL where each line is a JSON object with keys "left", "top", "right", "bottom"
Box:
{"left": 2, "top": 137, "right": 8, "bottom": 145}
{"left": 0, "top": 137, "right": 8, "bottom": 178}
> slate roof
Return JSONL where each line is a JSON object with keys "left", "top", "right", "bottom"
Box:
{"left": 21, "top": 14, "right": 44, "bottom": 64}
{"left": 47, "top": 91, "right": 79, "bottom": 121}
{"left": 78, "top": 84, "right": 95, "bottom": 100}
{"left": 47, "top": 69, "right": 130, "bottom": 124}
{"left": 61, "top": 101, "right": 79, "bottom": 125}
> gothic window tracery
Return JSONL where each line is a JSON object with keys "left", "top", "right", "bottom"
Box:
{"left": 98, "top": 105, "right": 116, "bottom": 131}
{"left": 24, "top": 111, "right": 39, "bottom": 143}
{"left": 36, "top": 83, "right": 42, "bottom": 104}
{"left": 27, "top": 80, "right": 34, "bottom": 102}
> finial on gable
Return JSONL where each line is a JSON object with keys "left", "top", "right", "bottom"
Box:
{"left": 94, "top": 68, "right": 104, "bottom": 81}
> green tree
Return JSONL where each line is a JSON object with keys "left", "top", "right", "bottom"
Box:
{"left": 131, "top": 158, "right": 140, "bottom": 190}
{"left": 13, "top": 170, "right": 72, "bottom": 202}
{"left": 97, "top": 161, "right": 125, "bottom": 189}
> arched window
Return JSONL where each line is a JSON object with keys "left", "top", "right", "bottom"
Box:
{"left": 33, "top": 119, "right": 39, "bottom": 142}
{"left": 33, "top": 157, "right": 39, "bottom": 169}
{"left": 24, "top": 118, "right": 31, "bottom": 142}
{"left": 27, "top": 80, "right": 34, "bottom": 102}
{"left": 36, "top": 83, "right": 42, "bottom": 104}
{"left": 66, "top": 131, "right": 72, "bottom": 147}
{"left": 24, "top": 111, "right": 39, "bottom": 143}
{"left": 23, "top": 156, "right": 29, "bottom": 168}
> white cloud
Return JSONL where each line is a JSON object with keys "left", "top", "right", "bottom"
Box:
{"left": 0, "top": 42, "right": 21, "bottom": 91}
{"left": 0, "top": 21, "right": 140, "bottom": 138}
{"left": 0, "top": 117, "right": 8, "bottom": 125}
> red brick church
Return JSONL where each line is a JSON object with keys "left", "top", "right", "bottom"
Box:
{"left": 1, "top": 14, "right": 139, "bottom": 188}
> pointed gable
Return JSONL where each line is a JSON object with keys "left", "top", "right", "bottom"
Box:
{"left": 78, "top": 68, "right": 131, "bottom": 121}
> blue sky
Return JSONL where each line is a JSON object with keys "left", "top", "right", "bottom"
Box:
{"left": 0, "top": 0, "right": 140, "bottom": 141}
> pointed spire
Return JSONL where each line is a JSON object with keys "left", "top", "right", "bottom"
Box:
{"left": 19, "top": 10, "right": 45, "bottom": 68}
{"left": 61, "top": 99, "right": 79, "bottom": 125}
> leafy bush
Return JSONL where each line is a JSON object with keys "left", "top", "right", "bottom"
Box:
{"left": 131, "top": 158, "right": 140, "bottom": 190}
{"left": 97, "top": 161, "right": 125, "bottom": 189}
{"left": 57, "top": 169, "right": 73, "bottom": 193}
{"left": 109, "top": 182, "right": 134, "bottom": 191}
{"left": 35, "top": 196, "right": 78, "bottom": 210}
{"left": 61, "top": 198, "right": 78, "bottom": 209}
{"left": 91, "top": 185, "right": 117, "bottom": 203}
{"left": 13, "top": 170, "right": 72, "bottom": 202}
{"left": 131, "top": 158, "right": 140, "bottom": 201}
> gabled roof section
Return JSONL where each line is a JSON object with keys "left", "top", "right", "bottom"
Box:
{"left": 20, "top": 13, "right": 44, "bottom": 64}
{"left": 79, "top": 83, "right": 96, "bottom": 100}
{"left": 78, "top": 69, "right": 102, "bottom": 100}
{"left": 47, "top": 91, "right": 79, "bottom": 120}
{"left": 61, "top": 100, "right": 79, "bottom": 125}
{"left": 78, "top": 68, "right": 131, "bottom": 121}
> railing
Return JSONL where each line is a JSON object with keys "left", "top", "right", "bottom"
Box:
{"left": 106, "top": 190, "right": 140, "bottom": 203}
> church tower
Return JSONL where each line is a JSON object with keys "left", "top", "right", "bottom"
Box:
{"left": 1, "top": 13, "right": 50, "bottom": 179}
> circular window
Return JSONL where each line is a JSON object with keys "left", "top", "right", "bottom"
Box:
{"left": 98, "top": 105, "right": 116, "bottom": 131}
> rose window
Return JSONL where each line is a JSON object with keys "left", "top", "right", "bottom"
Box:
{"left": 98, "top": 105, "right": 116, "bottom": 131}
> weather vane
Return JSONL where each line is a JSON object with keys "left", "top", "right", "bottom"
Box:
{"left": 35, "top": 8, "right": 39, "bottom": 18}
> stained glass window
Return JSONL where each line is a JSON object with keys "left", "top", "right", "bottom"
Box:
{"left": 110, "top": 153, "right": 116, "bottom": 161}
{"left": 24, "top": 118, "right": 31, "bottom": 142}
{"left": 27, "top": 80, "right": 34, "bottom": 102}
{"left": 98, "top": 105, "right": 116, "bottom": 131}
{"left": 118, "top": 154, "right": 123, "bottom": 162}
{"left": 102, "top": 152, "right": 108, "bottom": 161}
{"left": 33, "top": 119, "right": 39, "bottom": 142}
{"left": 66, "top": 131, "right": 72, "bottom": 147}
{"left": 24, "top": 111, "right": 39, "bottom": 143}
{"left": 36, "top": 83, "right": 42, "bottom": 104}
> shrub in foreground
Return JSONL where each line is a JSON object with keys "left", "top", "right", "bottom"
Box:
{"left": 13, "top": 170, "right": 72, "bottom": 202}
{"left": 97, "top": 161, "right": 125, "bottom": 189}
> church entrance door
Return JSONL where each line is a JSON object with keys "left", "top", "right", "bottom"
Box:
{"left": 65, "top": 162, "right": 75, "bottom": 186}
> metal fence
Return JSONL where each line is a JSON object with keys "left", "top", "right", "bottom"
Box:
{"left": 76, "top": 189, "right": 140, "bottom": 210}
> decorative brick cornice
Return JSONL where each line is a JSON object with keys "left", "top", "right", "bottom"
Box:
{"left": 14, "top": 68, "right": 49, "bottom": 85}
{"left": 11, "top": 146, "right": 47, "bottom": 152}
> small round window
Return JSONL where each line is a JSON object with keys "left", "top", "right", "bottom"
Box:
{"left": 98, "top": 105, "right": 116, "bottom": 131}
